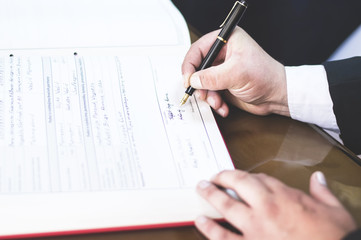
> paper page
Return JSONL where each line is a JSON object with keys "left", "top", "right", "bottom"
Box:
{"left": 0, "top": 54, "right": 232, "bottom": 194}
{"left": 0, "top": 0, "right": 234, "bottom": 236}
{"left": 0, "top": 52, "right": 233, "bottom": 236}
{"left": 0, "top": 0, "right": 190, "bottom": 55}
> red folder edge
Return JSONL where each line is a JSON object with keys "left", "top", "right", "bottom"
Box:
{"left": 0, "top": 221, "right": 196, "bottom": 239}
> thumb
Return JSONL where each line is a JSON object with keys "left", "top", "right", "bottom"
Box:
{"left": 189, "top": 63, "right": 233, "bottom": 91}
{"left": 309, "top": 171, "right": 342, "bottom": 207}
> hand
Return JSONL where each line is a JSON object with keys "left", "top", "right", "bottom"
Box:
{"left": 182, "top": 27, "right": 289, "bottom": 117}
{"left": 195, "top": 170, "right": 357, "bottom": 240}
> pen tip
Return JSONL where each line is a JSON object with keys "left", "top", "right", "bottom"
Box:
{"left": 179, "top": 94, "right": 190, "bottom": 107}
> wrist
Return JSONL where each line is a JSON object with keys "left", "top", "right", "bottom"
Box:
{"left": 268, "top": 63, "right": 290, "bottom": 116}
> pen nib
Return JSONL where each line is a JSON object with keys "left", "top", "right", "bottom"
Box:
{"left": 179, "top": 94, "right": 190, "bottom": 107}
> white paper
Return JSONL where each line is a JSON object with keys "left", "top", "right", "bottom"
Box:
{"left": 0, "top": 0, "right": 234, "bottom": 236}
{"left": 0, "top": 53, "right": 233, "bottom": 236}
{"left": 0, "top": 0, "right": 189, "bottom": 51}
{"left": 0, "top": 54, "right": 233, "bottom": 193}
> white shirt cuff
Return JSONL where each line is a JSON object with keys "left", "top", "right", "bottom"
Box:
{"left": 286, "top": 65, "right": 339, "bottom": 131}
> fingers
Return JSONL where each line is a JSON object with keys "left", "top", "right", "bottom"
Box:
{"left": 202, "top": 91, "right": 229, "bottom": 117}
{"left": 196, "top": 180, "right": 250, "bottom": 229}
{"left": 189, "top": 62, "right": 237, "bottom": 91}
{"left": 216, "top": 101, "right": 229, "bottom": 118}
{"left": 210, "top": 170, "right": 271, "bottom": 206}
{"left": 196, "top": 171, "right": 281, "bottom": 232}
{"left": 195, "top": 216, "right": 243, "bottom": 240}
{"left": 181, "top": 30, "right": 231, "bottom": 117}
{"left": 309, "top": 171, "right": 343, "bottom": 207}
{"left": 182, "top": 30, "right": 221, "bottom": 87}
{"left": 195, "top": 89, "right": 230, "bottom": 117}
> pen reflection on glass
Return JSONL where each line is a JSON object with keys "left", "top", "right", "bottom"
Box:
{"left": 180, "top": 0, "right": 248, "bottom": 106}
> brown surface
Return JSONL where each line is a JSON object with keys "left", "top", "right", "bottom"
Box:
{"left": 42, "top": 107, "right": 361, "bottom": 240}
{"left": 217, "top": 107, "right": 361, "bottom": 227}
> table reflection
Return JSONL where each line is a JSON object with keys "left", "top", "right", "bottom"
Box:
{"left": 216, "top": 106, "right": 361, "bottom": 225}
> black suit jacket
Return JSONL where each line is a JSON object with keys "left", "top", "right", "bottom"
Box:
{"left": 344, "top": 228, "right": 361, "bottom": 240}
{"left": 324, "top": 57, "right": 361, "bottom": 154}
{"left": 172, "top": 0, "right": 361, "bottom": 65}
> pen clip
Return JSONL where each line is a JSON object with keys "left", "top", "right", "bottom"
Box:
{"left": 219, "top": 1, "right": 246, "bottom": 28}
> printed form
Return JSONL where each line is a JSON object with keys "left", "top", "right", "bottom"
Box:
{"left": 0, "top": 54, "right": 233, "bottom": 194}
{"left": 0, "top": 0, "right": 235, "bottom": 235}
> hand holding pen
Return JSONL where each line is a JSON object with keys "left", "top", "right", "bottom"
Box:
{"left": 180, "top": 1, "right": 289, "bottom": 118}
{"left": 180, "top": 0, "right": 248, "bottom": 106}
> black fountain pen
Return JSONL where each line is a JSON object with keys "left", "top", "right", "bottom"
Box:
{"left": 180, "top": 0, "right": 248, "bottom": 106}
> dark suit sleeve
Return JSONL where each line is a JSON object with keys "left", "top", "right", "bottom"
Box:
{"left": 343, "top": 228, "right": 361, "bottom": 240}
{"left": 323, "top": 57, "right": 361, "bottom": 154}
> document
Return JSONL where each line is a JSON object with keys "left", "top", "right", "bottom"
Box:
{"left": 0, "top": 0, "right": 234, "bottom": 238}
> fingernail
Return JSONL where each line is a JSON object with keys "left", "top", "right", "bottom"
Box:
{"left": 198, "top": 180, "right": 211, "bottom": 189}
{"left": 217, "top": 108, "right": 226, "bottom": 117}
{"left": 316, "top": 171, "right": 327, "bottom": 186}
{"left": 224, "top": 189, "right": 242, "bottom": 201}
{"left": 195, "top": 215, "right": 208, "bottom": 225}
{"left": 190, "top": 75, "right": 202, "bottom": 88}
{"left": 207, "top": 96, "right": 216, "bottom": 108}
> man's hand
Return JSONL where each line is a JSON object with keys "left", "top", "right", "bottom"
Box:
{"left": 195, "top": 170, "right": 357, "bottom": 240}
{"left": 182, "top": 27, "right": 289, "bottom": 117}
